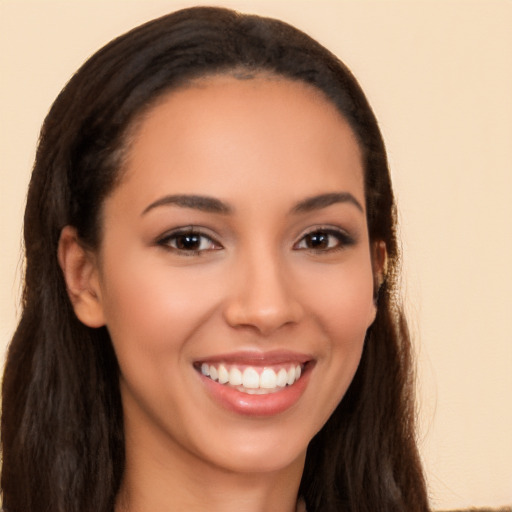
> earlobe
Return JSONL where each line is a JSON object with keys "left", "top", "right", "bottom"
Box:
{"left": 58, "top": 226, "right": 106, "bottom": 328}
{"left": 366, "top": 240, "right": 388, "bottom": 327}
{"left": 372, "top": 240, "right": 388, "bottom": 301}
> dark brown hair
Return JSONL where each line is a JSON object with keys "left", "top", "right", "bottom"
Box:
{"left": 1, "top": 6, "right": 429, "bottom": 512}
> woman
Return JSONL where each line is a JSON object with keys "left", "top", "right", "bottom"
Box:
{"left": 1, "top": 6, "right": 429, "bottom": 512}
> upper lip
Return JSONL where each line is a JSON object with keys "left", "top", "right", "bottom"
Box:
{"left": 194, "top": 349, "right": 314, "bottom": 366}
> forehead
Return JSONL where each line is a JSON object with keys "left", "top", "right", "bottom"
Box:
{"left": 118, "top": 75, "right": 365, "bottom": 210}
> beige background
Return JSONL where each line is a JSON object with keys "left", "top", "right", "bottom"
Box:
{"left": 1, "top": 0, "right": 511, "bottom": 509}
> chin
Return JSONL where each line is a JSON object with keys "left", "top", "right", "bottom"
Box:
{"left": 194, "top": 424, "right": 311, "bottom": 476}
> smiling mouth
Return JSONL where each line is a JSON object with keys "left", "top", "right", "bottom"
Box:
{"left": 196, "top": 362, "right": 306, "bottom": 395}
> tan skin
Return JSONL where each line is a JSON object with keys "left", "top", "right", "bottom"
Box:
{"left": 59, "top": 76, "right": 386, "bottom": 512}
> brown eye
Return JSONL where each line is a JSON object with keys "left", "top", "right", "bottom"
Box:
{"left": 174, "top": 233, "right": 204, "bottom": 250}
{"left": 303, "top": 231, "right": 331, "bottom": 249}
{"left": 158, "top": 229, "right": 221, "bottom": 254}
{"left": 294, "top": 228, "right": 354, "bottom": 252}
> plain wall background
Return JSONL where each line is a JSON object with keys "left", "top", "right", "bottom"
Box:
{"left": 1, "top": 0, "right": 511, "bottom": 509}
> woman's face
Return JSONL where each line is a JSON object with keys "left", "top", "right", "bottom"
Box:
{"left": 89, "top": 76, "right": 377, "bottom": 476}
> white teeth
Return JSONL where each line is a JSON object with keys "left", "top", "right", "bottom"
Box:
{"left": 243, "top": 387, "right": 277, "bottom": 395}
{"left": 218, "top": 364, "right": 229, "bottom": 384}
{"left": 242, "top": 367, "right": 260, "bottom": 389}
{"left": 229, "top": 367, "right": 243, "bottom": 386}
{"left": 200, "top": 363, "right": 304, "bottom": 393}
{"left": 276, "top": 368, "right": 288, "bottom": 387}
{"left": 209, "top": 366, "right": 218, "bottom": 381}
{"left": 260, "top": 368, "right": 277, "bottom": 389}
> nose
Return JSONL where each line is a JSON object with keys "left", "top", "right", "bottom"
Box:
{"left": 223, "top": 248, "right": 304, "bottom": 336}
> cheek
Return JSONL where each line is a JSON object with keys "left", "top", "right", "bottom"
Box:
{"left": 300, "top": 258, "right": 375, "bottom": 409}
{"left": 98, "top": 252, "right": 223, "bottom": 358}
{"left": 303, "top": 257, "right": 376, "bottom": 339}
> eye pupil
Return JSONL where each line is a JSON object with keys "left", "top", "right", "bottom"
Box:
{"left": 176, "top": 234, "right": 201, "bottom": 250}
{"left": 307, "top": 232, "right": 329, "bottom": 249}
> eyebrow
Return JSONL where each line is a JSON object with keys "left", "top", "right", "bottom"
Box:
{"left": 291, "top": 192, "right": 364, "bottom": 214}
{"left": 141, "top": 191, "right": 363, "bottom": 217}
{"left": 141, "top": 194, "right": 232, "bottom": 216}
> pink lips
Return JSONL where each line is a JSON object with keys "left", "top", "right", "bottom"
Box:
{"left": 195, "top": 350, "right": 314, "bottom": 417}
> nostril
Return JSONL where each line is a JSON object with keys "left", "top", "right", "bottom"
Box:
{"left": 223, "top": 258, "right": 304, "bottom": 334}
{"left": 223, "top": 300, "right": 303, "bottom": 335}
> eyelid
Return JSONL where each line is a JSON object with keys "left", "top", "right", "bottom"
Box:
{"left": 293, "top": 225, "right": 356, "bottom": 252}
{"left": 156, "top": 226, "right": 223, "bottom": 254}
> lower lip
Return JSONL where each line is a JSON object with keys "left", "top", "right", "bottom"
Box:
{"left": 199, "top": 364, "right": 312, "bottom": 417}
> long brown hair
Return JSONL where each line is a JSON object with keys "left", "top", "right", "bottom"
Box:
{"left": 1, "top": 7, "right": 429, "bottom": 512}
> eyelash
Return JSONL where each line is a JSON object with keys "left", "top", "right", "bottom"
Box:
{"left": 293, "top": 227, "right": 355, "bottom": 253}
{"left": 157, "top": 227, "right": 222, "bottom": 256}
{"left": 156, "top": 226, "right": 354, "bottom": 256}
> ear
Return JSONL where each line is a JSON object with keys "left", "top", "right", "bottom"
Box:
{"left": 371, "top": 240, "right": 388, "bottom": 300}
{"left": 58, "top": 226, "right": 106, "bottom": 328}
